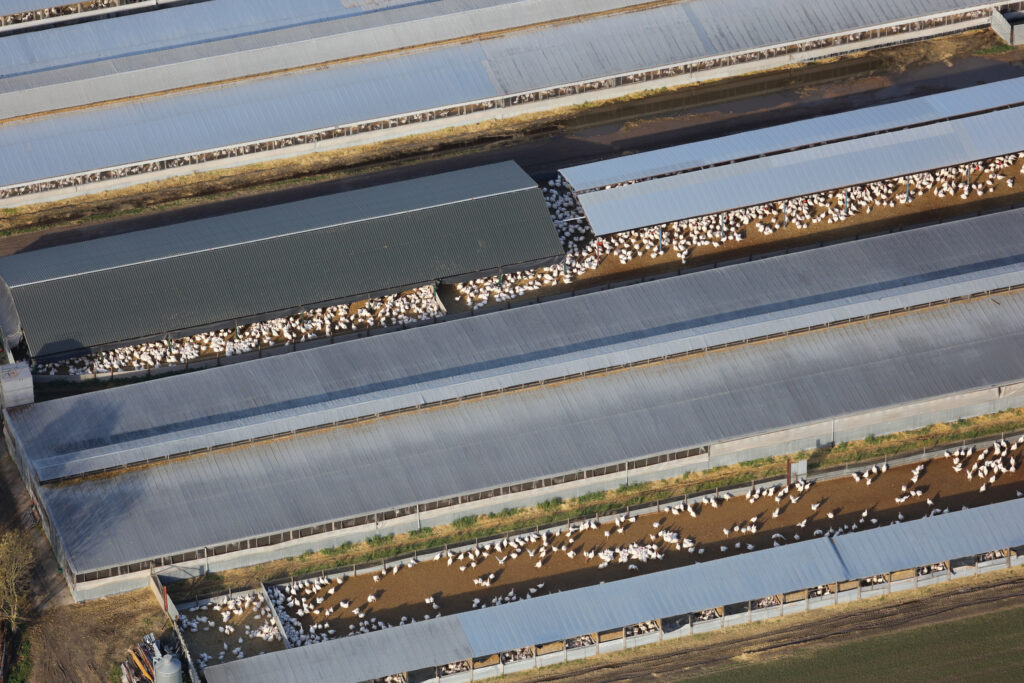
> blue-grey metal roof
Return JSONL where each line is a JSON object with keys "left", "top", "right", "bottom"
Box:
{"left": 31, "top": 281, "right": 1024, "bottom": 574}
{"left": 577, "top": 106, "right": 1024, "bottom": 235}
{"left": 202, "top": 497, "right": 1024, "bottom": 682}
{"left": 0, "top": 1, "right": 653, "bottom": 120}
{"left": 0, "top": 162, "right": 562, "bottom": 359}
{"left": 0, "top": 0, "right": 427, "bottom": 74}
{"left": 833, "top": 498, "right": 1024, "bottom": 579}
{"left": 204, "top": 617, "right": 473, "bottom": 683}
{"left": 561, "top": 77, "right": 1024, "bottom": 192}
{"left": 10, "top": 211, "right": 1024, "bottom": 482}
{"left": 458, "top": 539, "right": 846, "bottom": 655}
{"left": 0, "top": 0, "right": 996, "bottom": 188}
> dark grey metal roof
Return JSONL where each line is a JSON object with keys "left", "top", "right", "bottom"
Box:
{"left": 0, "top": 0, "right": 995, "bottom": 189}
{"left": 203, "top": 497, "right": 1024, "bottom": 682}
{"left": 31, "top": 282, "right": 1024, "bottom": 574}
{"left": 561, "top": 76, "right": 1024, "bottom": 192}
{"left": 0, "top": 162, "right": 562, "bottom": 358}
{"left": 577, "top": 106, "right": 1024, "bottom": 235}
{"left": 10, "top": 211, "right": 1024, "bottom": 482}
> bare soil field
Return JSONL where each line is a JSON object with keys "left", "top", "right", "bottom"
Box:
{"left": 24, "top": 589, "right": 167, "bottom": 683}
{"left": 177, "top": 594, "right": 284, "bottom": 668}
{"left": 269, "top": 444, "right": 1024, "bottom": 646}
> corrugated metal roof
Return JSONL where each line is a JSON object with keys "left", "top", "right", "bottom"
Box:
{"left": 578, "top": 106, "right": 1024, "bottom": 235}
{"left": 0, "top": 162, "right": 536, "bottom": 287}
{"left": 33, "top": 284, "right": 1024, "bottom": 574}
{"left": 0, "top": 0, "right": 996, "bottom": 188}
{"left": 0, "top": 0, "right": 574, "bottom": 79}
{"left": 200, "top": 498, "right": 1024, "bottom": 681}
{"left": 458, "top": 539, "right": 846, "bottom": 655}
{"left": 833, "top": 497, "right": 1024, "bottom": 579}
{"left": 0, "top": 0, "right": 432, "bottom": 73}
{"left": 204, "top": 617, "right": 473, "bottom": 683}
{"left": 561, "top": 77, "right": 1024, "bottom": 192}
{"left": 0, "top": 162, "right": 562, "bottom": 358}
{"left": 0, "top": 1, "right": 653, "bottom": 120}
{"left": 11, "top": 212, "right": 1024, "bottom": 482}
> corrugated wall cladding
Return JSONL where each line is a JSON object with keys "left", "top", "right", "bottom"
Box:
{"left": 9, "top": 212, "right": 1024, "bottom": 482}
{"left": 33, "top": 288, "right": 1024, "bottom": 574}
{"left": 561, "top": 77, "right": 1024, "bottom": 192}
{"left": 203, "top": 498, "right": 1024, "bottom": 682}
{"left": 578, "top": 105, "right": 1024, "bottom": 234}
{"left": 0, "top": 0, "right": 997, "bottom": 187}
{"left": 0, "top": 163, "right": 562, "bottom": 358}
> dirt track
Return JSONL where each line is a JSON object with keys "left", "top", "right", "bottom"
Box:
{"left": 508, "top": 569, "right": 1024, "bottom": 682}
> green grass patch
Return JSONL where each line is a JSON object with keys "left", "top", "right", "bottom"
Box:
{"left": 574, "top": 490, "right": 606, "bottom": 504}
{"left": 975, "top": 42, "right": 1013, "bottom": 55}
{"left": 452, "top": 515, "right": 478, "bottom": 530}
{"left": 537, "top": 497, "right": 563, "bottom": 511}
{"left": 696, "top": 604, "right": 1024, "bottom": 682}
{"left": 321, "top": 541, "right": 353, "bottom": 556}
{"left": 9, "top": 637, "right": 31, "bottom": 683}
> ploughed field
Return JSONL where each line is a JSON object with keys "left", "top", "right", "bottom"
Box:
{"left": 267, "top": 439, "right": 1024, "bottom": 648}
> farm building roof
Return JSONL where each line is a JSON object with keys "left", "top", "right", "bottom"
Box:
{"left": 0, "top": 0, "right": 995, "bottom": 189}
{"left": 0, "top": 0, "right": 652, "bottom": 119}
{"left": 574, "top": 105, "right": 1024, "bottom": 235}
{"left": 202, "top": 497, "right": 1024, "bottom": 682}
{"left": 8, "top": 210, "right": 1024, "bottom": 483}
{"left": 0, "top": 161, "right": 563, "bottom": 358}
{"left": 23, "top": 259, "right": 1024, "bottom": 575}
{"left": 560, "top": 76, "right": 1024, "bottom": 193}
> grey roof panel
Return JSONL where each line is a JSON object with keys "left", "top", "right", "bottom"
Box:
{"left": 578, "top": 107, "right": 1024, "bottom": 234}
{"left": 204, "top": 616, "right": 473, "bottom": 683}
{"left": 10, "top": 211, "right": 1024, "bottom": 482}
{"left": 561, "top": 77, "right": 1024, "bottom": 192}
{"left": 0, "top": 161, "right": 537, "bottom": 286}
{"left": 0, "top": 1, "right": 654, "bottom": 120}
{"left": 458, "top": 539, "right": 846, "bottom": 655}
{"left": 33, "top": 284, "right": 1024, "bottom": 573}
{"left": 833, "top": 497, "right": 1024, "bottom": 578}
{"left": 0, "top": 162, "right": 562, "bottom": 358}
{"left": 0, "top": 0, "right": 995, "bottom": 188}
{"left": 0, "top": 0, "right": 430, "bottom": 73}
